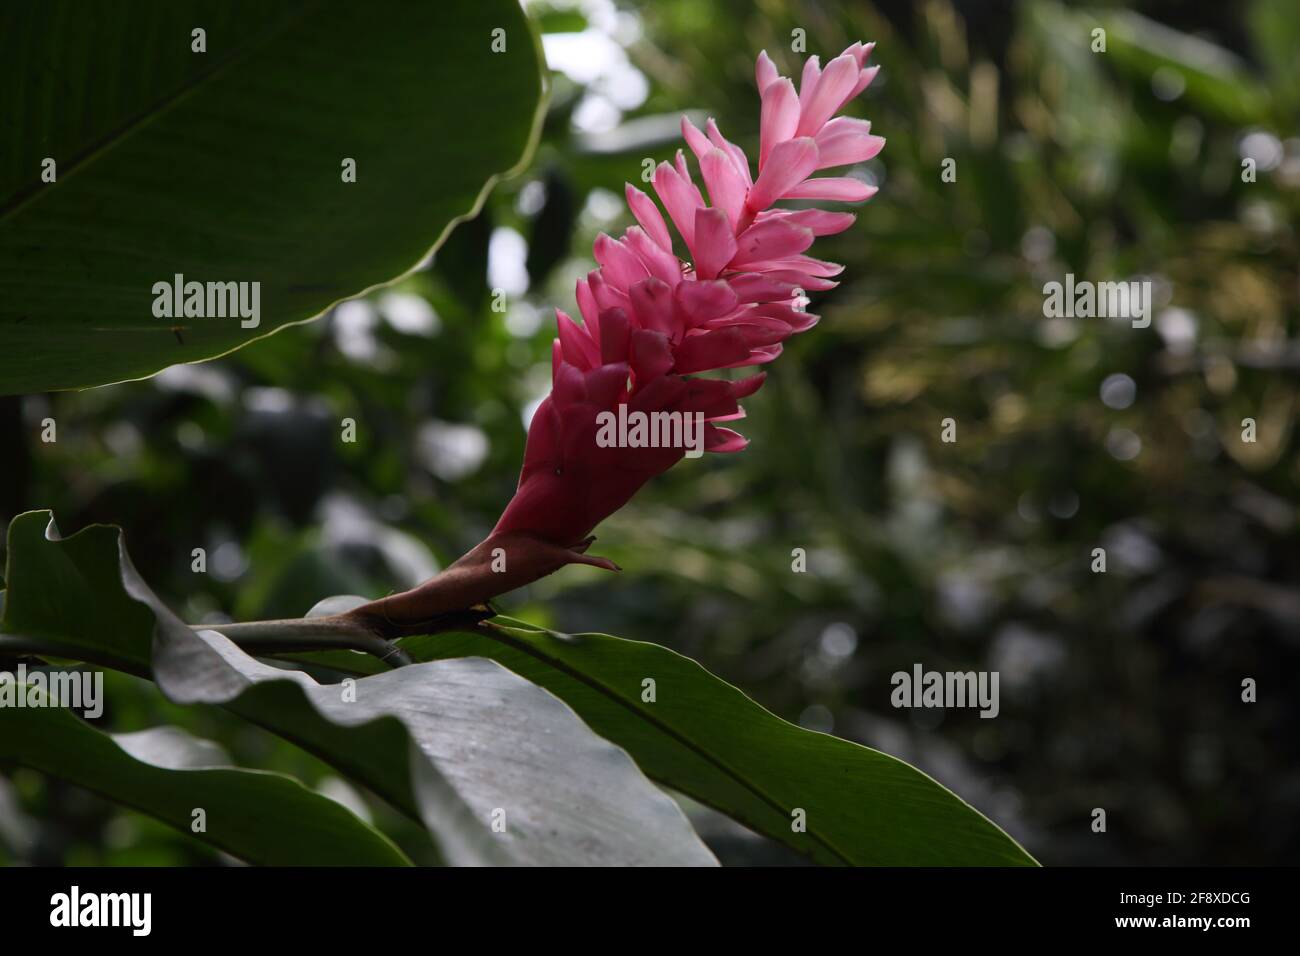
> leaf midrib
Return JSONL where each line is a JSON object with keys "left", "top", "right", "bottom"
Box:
{"left": 0, "top": 0, "right": 319, "bottom": 225}
{"left": 479, "top": 622, "right": 858, "bottom": 866}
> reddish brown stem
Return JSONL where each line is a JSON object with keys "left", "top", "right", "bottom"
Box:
{"left": 339, "top": 531, "right": 620, "bottom": 640}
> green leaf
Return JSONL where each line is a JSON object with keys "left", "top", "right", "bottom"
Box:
{"left": 0, "top": 0, "right": 545, "bottom": 395}
{"left": 273, "top": 621, "right": 1038, "bottom": 866}
{"left": 0, "top": 511, "right": 718, "bottom": 866}
{"left": 1, "top": 513, "right": 155, "bottom": 674}
{"left": 1097, "top": 10, "right": 1272, "bottom": 123}
{"left": 396, "top": 618, "right": 1039, "bottom": 866}
{"left": 211, "top": 617, "right": 1039, "bottom": 866}
{"left": 0, "top": 705, "right": 410, "bottom": 865}
{"left": 1247, "top": 0, "right": 1300, "bottom": 111}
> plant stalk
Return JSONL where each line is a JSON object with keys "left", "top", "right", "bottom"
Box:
{"left": 191, "top": 616, "right": 416, "bottom": 667}
{"left": 190, "top": 531, "right": 619, "bottom": 668}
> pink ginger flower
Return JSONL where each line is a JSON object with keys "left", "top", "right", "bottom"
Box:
{"left": 493, "top": 42, "right": 884, "bottom": 549}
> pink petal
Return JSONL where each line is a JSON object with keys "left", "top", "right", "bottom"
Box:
{"left": 674, "top": 328, "right": 753, "bottom": 374}
{"left": 519, "top": 395, "right": 560, "bottom": 468}
{"left": 706, "top": 118, "right": 753, "bottom": 187}
{"left": 701, "top": 403, "right": 742, "bottom": 423}
{"left": 594, "top": 233, "right": 649, "bottom": 293}
{"left": 700, "top": 148, "right": 747, "bottom": 230}
{"left": 746, "top": 136, "right": 819, "bottom": 212}
{"left": 630, "top": 328, "right": 674, "bottom": 382}
{"left": 674, "top": 278, "right": 740, "bottom": 326}
{"left": 798, "top": 55, "right": 822, "bottom": 112}
{"left": 848, "top": 64, "right": 880, "bottom": 101}
{"left": 623, "top": 226, "right": 682, "bottom": 287}
{"left": 731, "top": 220, "right": 815, "bottom": 267}
{"left": 759, "top": 77, "right": 800, "bottom": 170}
{"left": 692, "top": 206, "right": 738, "bottom": 280}
{"left": 740, "top": 254, "right": 843, "bottom": 277}
{"left": 629, "top": 277, "right": 677, "bottom": 337}
{"left": 680, "top": 378, "right": 741, "bottom": 419}
{"left": 731, "top": 320, "right": 794, "bottom": 348}
{"left": 765, "top": 207, "right": 857, "bottom": 235}
{"left": 790, "top": 311, "right": 821, "bottom": 333}
{"left": 559, "top": 401, "right": 603, "bottom": 461}
{"left": 848, "top": 41, "right": 875, "bottom": 70}
{"left": 699, "top": 311, "right": 787, "bottom": 333}
{"left": 625, "top": 183, "right": 674, "bottom": 252}
{"left": 815, "top": 132, "right": 883, "bottom": 169}
{"left": 757, "top": 269, "right": 839, "bottom": 291}
{"left": 599, "top": 307, "right": 631, "bottom": 364}
{"left": 730, "top": 373, "right": 767, "bottom": 399}
{"left": 628, "top": 372, "right": 688, "bottom": 413}
{"left": 575, "top": 277, "right": 601, "bottom": 330}
{"left": 782, "top": 178, "right": 878, "bottom": 202}
{"left": 814, "top": 117, "right": 885, "bottom": 168}
{"left": 681, "top": 115, "right": 712, "bottom": 161}
{"left": 752, "top": 300, "right": 821, "bottom": 333}
{"left": 742, "top": 343, "right": 784, "bottom": 366}
{"left": 588, "top": 269, "right": 630, "bottom": 312}
{"left": 673, "top": 149, "right": 695, "bottom": 183}
{"left": 704, "top": 425, "right": 749, "bottom": 453}
{"left": 553, "top": 359, "right": 586, "bottom": 406}
{"left": 652, "top": 160, "right": 704, "bottom": 249}
{"left": 756, "top": 50, "right": 779, "bottom": 94}
{"left": 795, "top": 52, "right": 860, "bottom": 137}
{"left": 727, "top": 272, "right": 799, "bottom": 303}
{"left": 679, "top": 374, "right": 767, "bottom": 420}
{"left": 556, "top": 310, "right": 599, "bottom": 370}
{"left": 584, "top": 362, "right": 630, "bottom": 409}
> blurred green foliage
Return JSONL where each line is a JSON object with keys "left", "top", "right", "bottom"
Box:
{"left": 2, "top": 0, "right": 1298, "bottom": 865}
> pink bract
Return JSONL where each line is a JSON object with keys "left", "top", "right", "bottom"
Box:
{"left": 493, "top": 42, "right": 884, "bottom": 547}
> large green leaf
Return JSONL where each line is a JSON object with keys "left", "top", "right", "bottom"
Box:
{"left": 0, "top": 706, "right": 410, "bottom": 865}
{"left": 0, "top": 0, "right": 544, "bottom": 394}
{"left": 375, "top": 619, "right": 1036, "bottom": 866}
{"left": 0, "top": 511, "right": 718, "bottom": 866}
{"left": 1, "top": 512, "right": 155, "bottom": 674}
{"left": 273, "top": 617, "right": 1038, "bottom": 865}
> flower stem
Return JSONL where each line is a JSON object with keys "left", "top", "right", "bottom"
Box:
{"left": 192, "top": 531, "right": 618, "bottom": 669}
{"left": 193, "top": 616, "right": 415, "bottom": 667}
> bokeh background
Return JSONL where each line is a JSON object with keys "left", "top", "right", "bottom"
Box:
{"left": 2, "top": 0, "right": 1298, "bottom": 865}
